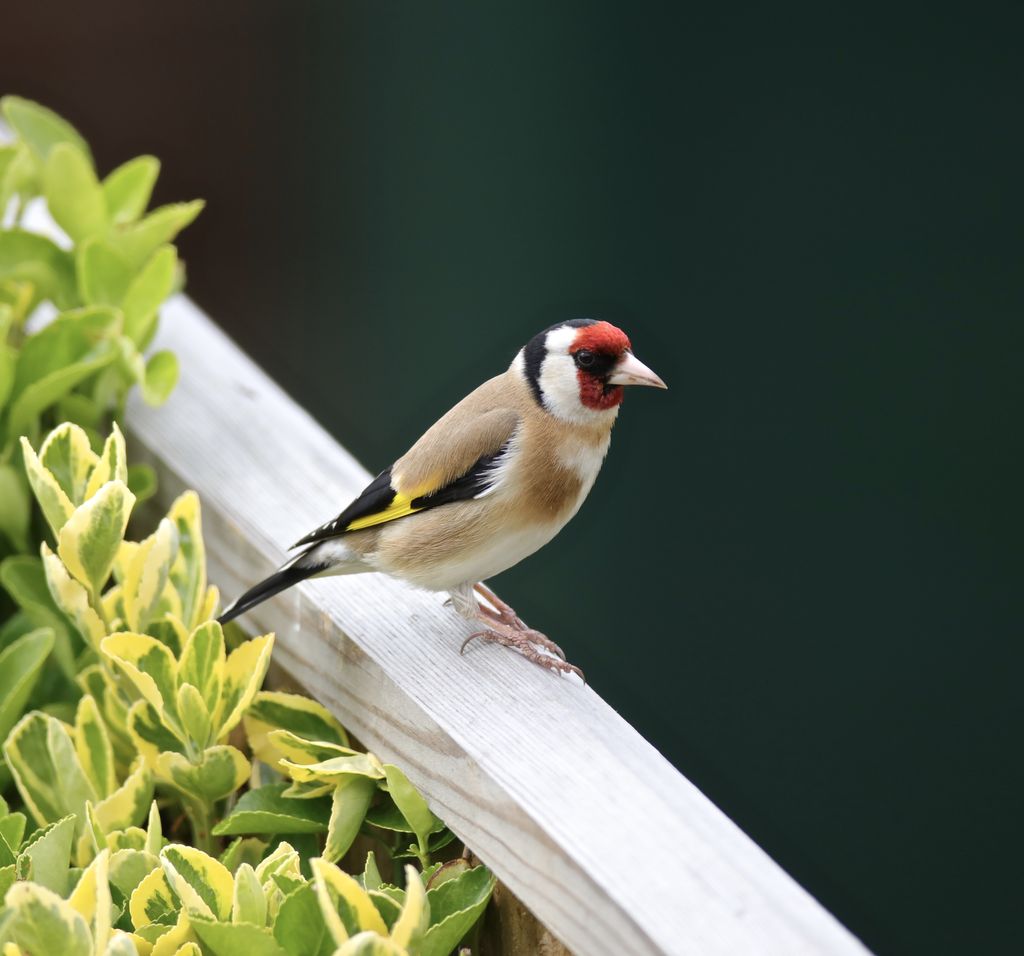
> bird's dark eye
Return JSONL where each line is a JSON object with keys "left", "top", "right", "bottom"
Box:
{"left": 574, "top": 349, "right": 595, "bottom": 369}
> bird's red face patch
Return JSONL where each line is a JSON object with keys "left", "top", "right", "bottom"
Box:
{"left": 570, "top": 322, "right": 631, "bottom": 410}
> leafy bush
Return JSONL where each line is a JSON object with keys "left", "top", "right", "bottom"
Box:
{"left": 0, "top": 94, "right": 201, "bottom": 559}
{"left": 0, "top": 100, "right": 493, "bottom": 955}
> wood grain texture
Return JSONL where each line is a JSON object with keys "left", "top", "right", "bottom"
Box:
{"left": 126, "top": 296, "right": 871, "bottom": 956}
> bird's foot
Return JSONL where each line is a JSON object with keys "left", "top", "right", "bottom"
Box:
{"left": 461, "top": 621, "right": 584, "bottom": 681}
{"left": 473, "top": 582, "right": 567, "bottom": 660}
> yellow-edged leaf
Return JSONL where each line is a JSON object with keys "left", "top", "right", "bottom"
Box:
{"left": 2, "top": 880, "right": 92, "bottom": 956}
{"left": 312, "top": 857, "right": 388, "bottom": 944}
{"left": 214, "top": 633, "right": 274, "bottom": 739}
{"left": 94, "top": 760, "right": 153, "bottom": 834}
{"left": 129, "top": 865, "right": 179, "bottom": 929}
{"left": 242, "top": 691, "right": 349, "bottom": 771}
{"left": 389, "top": 864, "right": 428, "bottom": 950}
{"left": 74, "top": 694, "right": 117, "bottom": 797}
{"left": 165, "top": 492, "right": 205, "bottom": 629}
{"left": 154, "top": 746, "right": 249, "bottom": 804}
{"left": 160, "top": 844, "right": 233, "bottom": 921}
{"left": 85, "top": 423, "right": 128, "bottom": 498}
{"left": 68, "top": 847, "right": 113, "bottom": 952}
{"left": 123, "top": 517, "right": 178, "bottom": 632}
{"left": 58, "top": 479, "right": 135, "bottom": 594}
{"left": 38, "top": 422, "right": 98, "bottom": 505}
{"left": 177, "top": 621, "right": 224, "bottom": 714}
{"left": 21, "top": 436, "right": 75, "bottom": 536}
{"left": 176, "top": 683, "right": 212, "bottom": 750}
{"left": 126, "top": 700, "right": 183, "bottom": 769}
{"left": 101, "top": 632, "right": 180, "bottom": 727}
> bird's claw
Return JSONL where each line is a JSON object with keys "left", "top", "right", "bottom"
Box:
{"left": 461, "top": 626, "right": 584, "bottom": 681}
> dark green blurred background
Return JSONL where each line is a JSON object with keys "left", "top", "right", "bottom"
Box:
{"left": 6, "top": 3, "right": 1022, "bottom": 952}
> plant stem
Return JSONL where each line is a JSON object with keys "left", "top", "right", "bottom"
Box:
{"left": 186, "top": 800, "right": 214, "bottom": 855}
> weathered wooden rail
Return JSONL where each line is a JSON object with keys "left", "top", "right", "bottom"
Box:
{"left": 122, "top": 295, "right": 871, "bottom": 956}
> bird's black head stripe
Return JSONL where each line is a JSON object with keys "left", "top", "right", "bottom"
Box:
{"left": 522, "top": 318, "right": 597, "bottom": 406}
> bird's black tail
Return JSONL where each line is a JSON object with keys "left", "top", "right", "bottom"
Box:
{"left": 218, "top": 557, "right": 320, "bottom": 625}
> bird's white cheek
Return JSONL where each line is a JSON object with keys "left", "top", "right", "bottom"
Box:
{"left": 538, "top": 353, "right": 617, "bottom": 425}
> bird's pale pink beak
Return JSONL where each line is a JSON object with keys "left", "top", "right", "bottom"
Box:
{"left": 608, "top": 352, "right": 668, "bottom": 389}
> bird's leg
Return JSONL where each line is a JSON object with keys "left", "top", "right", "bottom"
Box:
{"left": 472, "top": 582, "right": 568, "bottom": 661}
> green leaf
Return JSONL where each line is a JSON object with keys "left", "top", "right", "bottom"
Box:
{"left": 7, "top": 340, "right": 118, "bottom": 442}
{"left": 219, "top": 837, "right": 268, "bottom": 875}
{"left": 0, "top": 812, "right": 27, "bottom": 853}
{"left": 0, "top": 342, "right": 15, "bottom": 412}
{"left": 126, "top": 463, "right": 157, "bottom": 505}
{"left": 420, "top": 866, "right": 496, "bottom": 956}
{"left": 141, "top": 349, "right": 178, "bottom": 406}
{"left": 155, "top": 745, "right": 249, "bottom": 804}
{"left": 1, "top": 879, "right": 93, "bottom": 956}
{"left": 76, "top": 238, "right": 134, "bottom": 307}
{"left": 109, "top": 201, "right": 204, "bottom": 271}
{"left": 121, "top": 246, "right": 176, "bottom": 344}
{"left": 333, "top": 933, "right": 407, "bottom": 955}
{"left": 43, "top": 142, "right": 107, "bottom": 241}
{"left": 57, "top": 479, "right": 135, "bottom": 594}
{"left": 108, "top": 847, "right": 159, "bottom": 900}
{"left": 0, "top": 229, "right": 77, "bottom": 311}
{"left": 273, "top": 881, "right": 334, "bottom": 956}
{"left": 0, "top": 462, "right": 30, "bottom": 551}
{"left": 190, "top": 916, "right": 290, "bottom": 956}
{"left": 231, "top": 862, "right": 267, "bottom": 926}
{"left": 16, "top": 814, "right": 77, "bottom": 893}
{"left": 211, "top": 784, "right": 332, "bottom": 837}
{"left": 323, "top": 776, "right": 376, "bottom": 864}
{"left": 102, "top": 155, "right": 159, "bottom": 225}
{"left": 1, "top": 95, "right": 91, "bottom": 163}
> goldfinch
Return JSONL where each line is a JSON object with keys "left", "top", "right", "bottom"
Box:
{"left": 220, "top": 319, "right": 666, "bottom": 676}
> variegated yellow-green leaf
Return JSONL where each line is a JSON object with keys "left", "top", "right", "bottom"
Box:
{"left": 38, "top": 422, "right": 98, "bottom": 505}
{"left": 166, "top": 492, "right": 205, "bottom": 630}
{"left": 78, "top": 664, "right": 135, "bottom": 764}
{"left": 213, "top": 633, "right": 275, "bottom": 739}
{"left": 85, "top": 423, "right": 128, "bottom": 499}
{"left": 177, "top": 621, "right": 224, "bottom": 715}
{"left": 104, "top": 930, "right": 145, "bottom": 956}
{"left": 101, "top": 633, "right": 181, "bottom": 732}
{"left": 58, "top": 479, "right": 136, "bottom": 595}
{"left": 242, "top": 692, "right": 349, "bottom": 772}
{"left": 75, "top": 800, "right": 107, "bottom": 866}
{"left": 196, "top": 586, "right": 219, "bottom": 626}
{"left": 145, "top": 800, "right": 162, "bottom": 857}
{"left": 105, "top": 826, "right": 147, "bottom": 853}
{"left": 324, "top": 776, "right": 377, "bottom": 864}
{"left": 267, "top": 730, "right": 360, "bottom": 768}
{"left": 334, "top": 932, "right": 407, "bottom": 955}
{"left": 176, "top": 683, "right": 212, "bottom": 750}
{"left": 231, "top": 862, "right": 267, "bottom": 927}
{"left": 126, "top": 701, "right": 184, "bottom": 769}
{"left": 389, "top": 865, "right": 428, "bottom": 951}
{"left": 75, "top": 694, "right": 117, "bottom": 798}
{"left": 68, "top": 847, "right": 113, "bottom": 953}
{"left": 312, "top": 858, "right": 388, "bottom": 944}
{"left": 280, "top": 751, "right": 384, "bottom": 786}
{"left": 147, "top": 911, "right": 197, "bottom": 956}
{"left": 3, "top": 712, "right": 97, "bottom": 835}
{"left": 109, "top": 846, "right": 160, "bottom": 903}
{"left": 94, "top": 760, "right": 154, "bottom": 835}
{"left": 1, "top": 880, "right": 93, "bottom": 956}
{"left": 155, "top": 746, "right": 249, "bottom": 804}
{"left": 160, "top": 844, "right": 233, "bottom": 921}
{"left": 253, "top": 841, "right": 301, "bottom": 887}
{"left": 20, "top": 436, "right": 75, "bottom": 536}
{"left": 123, "top": 517, "right": 178, "bottom": 633}
{"left": 129, "top": 865, "right": 179, "bottom": 930}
